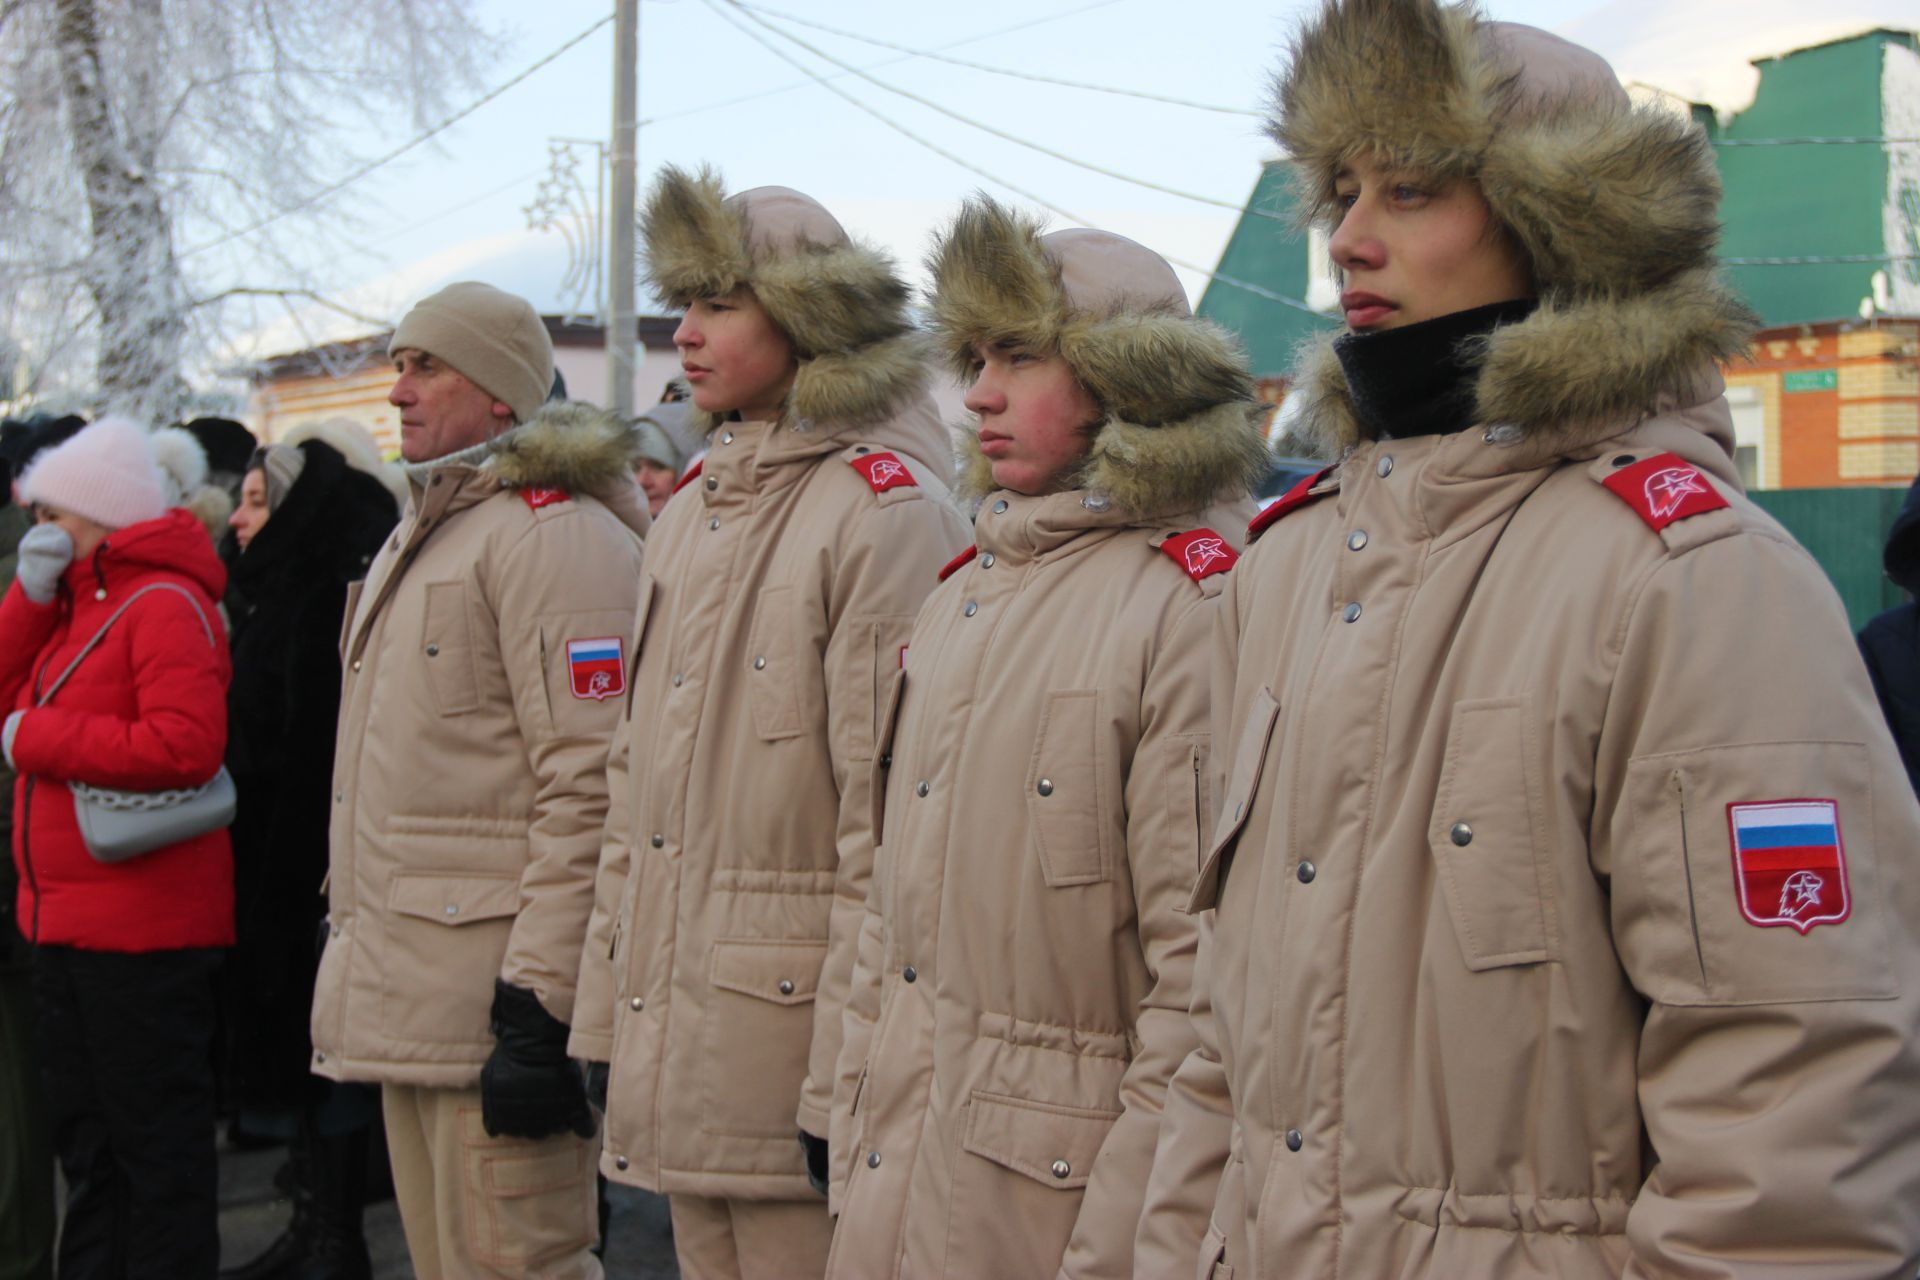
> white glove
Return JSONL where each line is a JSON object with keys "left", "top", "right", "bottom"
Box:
{"left": 2, "top": 710, "right": 23, "bottom": 770}
{"left": 15, "top": 524, "right": 73, "bottom": 605}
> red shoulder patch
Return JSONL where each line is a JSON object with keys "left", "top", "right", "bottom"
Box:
{"left": 520, "top": 487, "right": 570, "bottom": 511}
{"left": 938, "top": 545, "right": 978, "bottom": 582}
{"left": 672, "top": 460, "right": 703, "bottom": 495}
{"left": 1161, "top": 528, "right": 1238, "bottom": 581}
{"left": 850, "top": 451, "right": 917, "bottom": 493}
{"left": 1248, "top": 464, "right": 1338, "bottom": 541}
{"left": 1600, "top": 452, "right": 1729, "bottom": 532}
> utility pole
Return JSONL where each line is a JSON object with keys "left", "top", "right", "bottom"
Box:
{"left": 607, "top": 0, "right": 639, "bottom": 416}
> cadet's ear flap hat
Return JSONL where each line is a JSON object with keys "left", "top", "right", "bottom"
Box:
{"left": 1272, "top": 0, "right": 1757, "bottom": 455}
{"left": 928, "top": 195, "right": 1268, "bottom": 516}
{"left": 641, "top": 165, "right": 925, "bottom": 431}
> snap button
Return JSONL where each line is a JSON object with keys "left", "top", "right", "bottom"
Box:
{"left": 630, "top": 996, "right": 644, "bottom": 1010}
{"left": 425, "top": 643, "right": 440, "bottom": 657}
{"left": 992, "top": 500, "right": 1008, "bottom": 514}
{"left": 615, "top": 1155, "right": 630, "bottom": 1171}
{"left": 721, "top": 431, "right": 734, "bottom": 444}
{"left": 444, "top": 903, "right": 458, "bottom": 916}
{"left": 1611, "top": 454, "right": 1637, "bottom": 468}
{"left": 672, "top": 673, "right": 684, "bottom": 687}
{"left": 1377, "top": 455, "right": 1394, "bottom": 478}
{"left": 709, "top": 517, "right": 720, "bottom": 531}
{"left": 1286, "top": 1129, "right": 1303, "bottom": 1152}
{"left": 315, "top": 1052, "right": 325, "bottom": 1063}
{"left": 902, "top": 965, "right": 917, "bottom": 983}
{"left": 777, "top": 979, "right": 795, "bottom": 996}
{"left": 753, "top": 656, "right": 766, "bottom": 670}
{"left": 651, "top": 833, "right": 664, "bottom": 848}
{"left": 916, "top": 781, "right": 930, "bottom": 797}
{"left": 855, "top": 446, "right": 870, "bottom": 454}
{"left": 1297, "top": 861, "right": 1316, "bottom": 884}
{"left": 879, "top": 754, "right": 890, "bottom": 768}
{"left": 963, "top": 602, "right": 977, "bottom": 617}
{"left": 980, "top": 553, "right": 995, "bottom": 568}
{"left": 351, "top": 660, "right": 362, "bottom": 672}
{"left": 1036, "top": 779, "right": 1054, "bottom": 797}
{"left": 867, "top": 1151, "right": 881, "bottom": 1169}
{"left": 1450, "top": 822, "right": 1474, "bottom": 847}
{"left": 1347, "top": 530, "right": 1368, "bottom": 551}
{"left": 94, "top": 588, "right": 107, "bottom": 601}
{"left": 1051, "top": 1159, "right": 1071, "bottom": 1179}
{"left": 705, "top": 476, "right": 718, "bottom": 491}
{"left": 1342, "top": 602, "right": 1362, "bottom": 623}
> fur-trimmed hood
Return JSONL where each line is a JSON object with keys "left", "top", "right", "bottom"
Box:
{"left": 642, "top": 165, "right": 925, "bottom": 434}
{"left": 930, "top": 197, "right": 1268, "bottom": 518}
{"left": 423, "top": 401, "right": 650, "bottom": 538}
{"left": 1271, "top": 0, "right": 1757, "bottom": 456}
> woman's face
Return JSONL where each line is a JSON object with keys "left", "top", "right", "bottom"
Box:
{"left": 1326, "top": 156, "right": 1534, "bottom": 333}
{"left": 229, "top": 468, "right": 270, "bottom": 551}
{"left": 964, "top": 343, "right": 1101, "bottom": 496}
{"left": 33, "top": 504, "right": 110, "bottom": 561}
{"left": 673, "top": 288, "right": 797, "bottom": 423}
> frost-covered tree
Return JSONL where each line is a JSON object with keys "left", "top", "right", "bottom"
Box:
{"left": 0, "top": 0, "right": 498, "bottom": 422}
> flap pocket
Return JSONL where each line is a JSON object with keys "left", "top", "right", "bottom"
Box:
{"left": 1191, "top": 688, "right": 1281, "bottom": 912}
{"left": 961, "top": 1090, "right": 1119, "bottom": 1190}
{"left": 388, "top": 872, "right": 520, "bottom": 926}
{"left": 747, "top": 586, "right": 804, "bottom": 741}
{"left": 1429, "top": 697, "right": 1553, "bottom": 970}
{"left": 870, "top": 668, "right": 907, "bottom": 845}
{"left": 422, "top": 581, "right": 481, "bottom": 716}
{"left": 709, "top": 938, "right": 829, "bottom": 1006}
{"left": 1027, "top": 690, "right": 1113, "bottom": 887}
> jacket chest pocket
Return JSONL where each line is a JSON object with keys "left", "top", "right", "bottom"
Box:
{"left": 422, "top": 581, "right": 481, "bottom": 716}
{"left": 1027, "top": 690, "right": 1113, "bottom": 887}
{"left": 1428, "top": 696, "right": 1554, "bottom": 970}
{"left": 746, "top": 586, "right": 803, "bottom": 741}
{"left": 1190, "top": 688, "right": 1282, "bottom": 912}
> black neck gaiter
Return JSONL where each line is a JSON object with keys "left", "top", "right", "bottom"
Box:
{"left": 1333, "top": 298, "right": 1538, "bottom": 440}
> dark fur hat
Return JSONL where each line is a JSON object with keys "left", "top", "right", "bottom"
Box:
{"left": 930, "top": 196, "right": 1268, "bottom": 516}
{"left": 640, "top": 165, "right": 924, "bottom": 431}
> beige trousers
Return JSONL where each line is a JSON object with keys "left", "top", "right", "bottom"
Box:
{"left": 668, "top": 1193, "right": 833, "bottom": 1280}
{"left": 382, "top": 1082, "right": 603, "bottom": 1280}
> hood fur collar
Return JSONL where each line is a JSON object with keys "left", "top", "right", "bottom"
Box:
{"left": 486, "top": 401, "right": 642, "bottom": 492}
{"left": 1292, "top": 268, "right": 1755, "bottom": 455}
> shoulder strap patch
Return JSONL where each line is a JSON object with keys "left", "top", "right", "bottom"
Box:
{"left": 1249, "top": 464, "right": 1338, "bottom": 541}
{"left": 1160, "top": 528, "right": 1238, "bottom": 580}
{"left": 520, "top": 487, "right": 570, "bottom": 511}
{"left": 672, "top": 459, "right": 703, "bottom": 495}
{"left": 1600, "top": 452, "right": 1729, "bottom": 532}
{"left": 850, "top": 450, "right": 917, "bottom": 493}
{"left": 938, "top": 545, "right": 978, "bottom": 582}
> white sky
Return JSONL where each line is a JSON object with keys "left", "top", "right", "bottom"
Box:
{"left": 224, "top": 0, "right": 1918, "bottom": 361}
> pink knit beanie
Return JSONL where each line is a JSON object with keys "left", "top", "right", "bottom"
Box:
{"left": 20, "top": 416, "right": 169, "bottom": 530}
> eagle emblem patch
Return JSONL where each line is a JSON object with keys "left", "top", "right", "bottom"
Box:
{"left": 566, "top": 637, "right": 626, "bottom": 701}
{"left": 1727, "top": 799, "right": 1851, "bottom": 933}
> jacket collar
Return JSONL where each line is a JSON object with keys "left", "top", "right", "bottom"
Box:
{"left": 972, "top": 486, "right": 1142, "bottom": 565}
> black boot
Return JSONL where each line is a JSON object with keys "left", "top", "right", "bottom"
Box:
{"left": 292, "top": 1124, "right": 370, "bottom": 1280}
{"left": 219, "top": 1140, "right": 313, "bottom": 1280}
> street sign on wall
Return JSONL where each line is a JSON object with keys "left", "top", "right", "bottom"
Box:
{"left": 1783, "top": 369, "right": 1838, "bottom": 393}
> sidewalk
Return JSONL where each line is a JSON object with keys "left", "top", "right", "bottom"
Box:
{"left": 216, "top": 1132, "right": 680, "bottom": 1279}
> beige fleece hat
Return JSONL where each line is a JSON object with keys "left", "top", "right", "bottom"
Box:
{"left": 388, "top": 282, "right": 554, "bottom": 424}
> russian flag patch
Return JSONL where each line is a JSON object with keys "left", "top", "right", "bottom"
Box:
{"left": 1727, "top": 799, "right": 1850, "bottom": 933}
{"left": 566, "top": 637, "right": 626, "bottom": 701}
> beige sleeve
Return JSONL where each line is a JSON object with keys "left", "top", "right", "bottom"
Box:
{"left": 492, "top": 506, "right": 645, "bottom": 1024}
{"left": 1598, "top": 533, "right": 1920, "bottom": 1276}
{"left": 797, "top": 493, "right": 969, "bottom": 1142}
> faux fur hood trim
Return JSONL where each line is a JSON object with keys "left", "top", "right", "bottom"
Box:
{"left": 643, "top": 165, "right": 925, "bottom": 432}
{"left": 1292, "top": 268, "right": 1757, "bottom": 454}
{"left": 485, "top": 401, "right": 643, "bottom": 492}
{"left": 957, "top": 400, "right": 1270, "bottom": 518}
{"left": 1272, "top": 0, "right": 1725, "bottom": 300}
{"left": 928, "top": 197, "right": 1257, "bottom": 429}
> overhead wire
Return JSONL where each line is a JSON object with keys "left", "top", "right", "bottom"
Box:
{"left": 735, "top": 1, "right": 1264, "bottom": 119}
{"left": 696, "top": 0, "right": 1323, "bottom": 316}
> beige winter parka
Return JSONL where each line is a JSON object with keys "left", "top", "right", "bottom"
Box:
{"left": 311, "top": 404, "right": 648, "bottom": 1087}
{"left": 569, "top": 393, "right": 968, "bottom": 1199}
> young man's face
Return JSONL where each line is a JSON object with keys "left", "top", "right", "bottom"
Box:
{"left": 389, "top": 348, "right": 512, "bottom": 464}
{"left": 673, "top": 288, "right": 797, "bottom": 423}
{"left": 963, "top": 343, "right": 1100, "bottom": 497}
{"left": 635, "top": 459, "right": 677, "bottom": 517}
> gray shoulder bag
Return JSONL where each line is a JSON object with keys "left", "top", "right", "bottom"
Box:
{"left": 36, "top": 581, "right": 237, "bottom": 863}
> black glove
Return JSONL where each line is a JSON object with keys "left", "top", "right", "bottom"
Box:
{"left": 586, "top": 1060, "right": 610, "bottom": 1113}
{"left": 480, "top": 979, "right": 595, "bottom": 1140}
{"left": 801, "top": 1130, "right": 829, "bottom": 1198}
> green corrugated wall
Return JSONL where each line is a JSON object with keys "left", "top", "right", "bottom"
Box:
{"left": 1751, "top": 487, "right": 1910, "bottom": 629}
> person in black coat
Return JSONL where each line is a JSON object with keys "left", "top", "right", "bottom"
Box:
{"left": 220, "top": 431, "right": 397, "bottom": 1280}
{"left": 1860, "top": 472, "right": 1920, "bottom": 798}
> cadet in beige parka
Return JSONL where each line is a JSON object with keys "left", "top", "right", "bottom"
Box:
{"left": 824, "top": 200, "right": 1265, "bottom": 1280}
{"left": 568, "top": 168, "right": 968, "bottom": 1278}
{"left": 1136, "top": 2, "right": 1920, "bottom": 1276}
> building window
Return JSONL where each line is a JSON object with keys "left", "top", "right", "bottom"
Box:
{"left": 1726, "top": 384, "right": 1766, "bottom": 489}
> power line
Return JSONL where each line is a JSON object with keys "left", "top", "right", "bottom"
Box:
{"left": 179, "top": 16, "right": 614, "bottom": 260}
{"left": 696, "top": 0, "right": 1321, "bottom": 317}
{"left": 737, "top": 1, "right": 1263, "bottom": 119}
{"left": 1714, "top": 135, "right": 1920, "bottom": 147}
{"left": 719, "top": 0, "right": 1288, "bottom": 225}
{"left": 1726, "top": 253, "right": 1920, "bottom": 265}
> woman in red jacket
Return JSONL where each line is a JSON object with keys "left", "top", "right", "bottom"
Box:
{"left": 0, "top": 416, "right": 233, "bottom": 1280}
